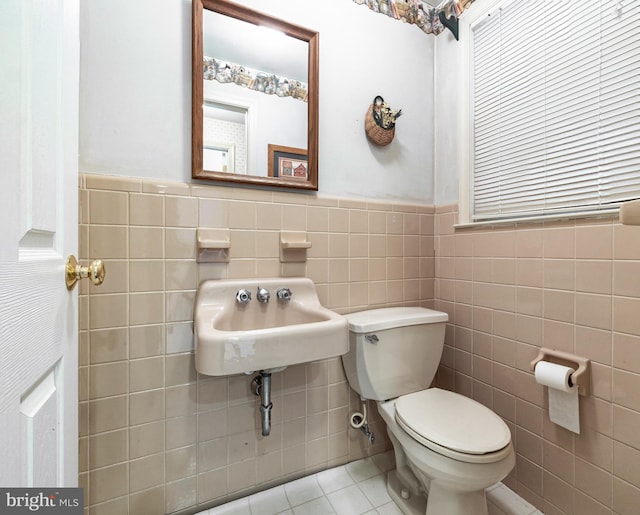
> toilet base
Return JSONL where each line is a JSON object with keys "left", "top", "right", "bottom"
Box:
{"left": 379, "top": 398, "right": 512, "bottom": 515}
{"left": 387, "top": 469, "right": 490, "bottom": 515}
{"left": 387, "top": 470, "right": 426, "bottom": 515}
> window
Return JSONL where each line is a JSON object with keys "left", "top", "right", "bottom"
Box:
{"left": 469, "top": 0, "right": 640, "bottom": 223}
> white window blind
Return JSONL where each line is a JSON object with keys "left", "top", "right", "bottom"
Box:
{"left": 471, "top": 0, "right": 640, "bottom": 222}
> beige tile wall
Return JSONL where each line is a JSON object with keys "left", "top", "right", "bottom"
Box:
{"left": 434, "top": 204, "right": 640, "bottom": 515}
{"left": 78, "top": 173, "right": 436, "bottom": 514}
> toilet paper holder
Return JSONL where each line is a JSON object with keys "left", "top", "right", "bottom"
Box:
{"left": 530, "top": 348, "right": 591, "bottom": 397}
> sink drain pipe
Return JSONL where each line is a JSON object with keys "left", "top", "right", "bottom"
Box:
{"left": 252, "top": 372, "right": 273, "bottom": 436}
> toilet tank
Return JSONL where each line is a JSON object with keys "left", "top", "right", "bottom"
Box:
{"left": 342, "top": 307, "right": 448, "bottom": 401}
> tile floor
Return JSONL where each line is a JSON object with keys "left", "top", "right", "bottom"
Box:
{"left": 195, "top": 451, "right": 542, "bottom": 515}
{"left": 197, "top": 452, "right": 402, "bottom": 515}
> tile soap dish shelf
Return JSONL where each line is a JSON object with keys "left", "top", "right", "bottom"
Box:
{"left": 197, "top": 228, "right": 230, "bottom": 263}
{"left": 280, "top": 231, "right": 311, "bottom": 262}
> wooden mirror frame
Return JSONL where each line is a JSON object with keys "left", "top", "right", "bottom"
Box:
{"left": 192, "top": 0, "right": 319, "bottom": 190}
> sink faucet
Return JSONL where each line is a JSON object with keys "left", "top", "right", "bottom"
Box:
{"left": 256, "top": 286, "right": 270, "bottom": 303}
{"left": 276, "top": 287, "right": 292, "bottom": 302}
{"left": 236, "top": 289, "right": 251, "bottom": 304}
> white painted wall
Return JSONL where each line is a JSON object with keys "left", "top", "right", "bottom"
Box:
{"left": 433, "top": 0, "right": 511, "bottom": 207}
{"left": 433, "top": 30, "right": 466, "bottom": 206}
{"left": 79, "top": 0, "right": 435, "bottom": 204}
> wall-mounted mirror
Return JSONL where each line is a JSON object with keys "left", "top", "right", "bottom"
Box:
{"left": 192, "top": 0, "right": 319, "bottom": 190}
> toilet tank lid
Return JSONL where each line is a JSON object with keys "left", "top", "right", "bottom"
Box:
{"left": 345, "top": 307, "right": 448, "bottom": 333}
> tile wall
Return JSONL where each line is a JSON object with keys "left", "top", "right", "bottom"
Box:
{"left": 78, "top": 173, "right": 436, "bottom": 514}
{"left": 434, "top": 204, "right": 640, "bottom": 515}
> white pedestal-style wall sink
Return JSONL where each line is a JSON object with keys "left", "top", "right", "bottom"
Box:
{"left": 194, "top": 277, "right": 349, "bottom": 376}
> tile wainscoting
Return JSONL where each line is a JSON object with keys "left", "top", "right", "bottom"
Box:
{"left": 434, "top": 204, "right": 640, "bottom": 514}
{"left": 78, "top": 173, "right": 436, "bottom": 514}
{"left": 78, "top": 173, "right": 640, "bottom": 514}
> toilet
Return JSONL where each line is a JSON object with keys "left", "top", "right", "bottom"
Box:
{"left": 342, "top": 307, "right": 515, "bottom": 515}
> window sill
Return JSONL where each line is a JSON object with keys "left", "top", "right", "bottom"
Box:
{"left": 454, "top": 208, "right": 620, "bottom": 230}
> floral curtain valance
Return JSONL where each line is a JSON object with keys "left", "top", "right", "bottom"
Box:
{"left": 204, "top": 57, "right": 309, "bottom": 103}
{"left": 352, "top": 0, "right": 468, "bottom": 39}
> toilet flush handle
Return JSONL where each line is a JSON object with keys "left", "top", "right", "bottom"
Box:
{"left": 365, "top": 334, "right": 379, "bottom": 344}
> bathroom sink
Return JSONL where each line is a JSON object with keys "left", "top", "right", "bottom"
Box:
{"left": 194, "top": 278, "right": 349, "bottom": 376}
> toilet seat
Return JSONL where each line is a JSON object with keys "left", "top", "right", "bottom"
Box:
{"left": 394, "top": 388, "right": 512, "bottom": 464}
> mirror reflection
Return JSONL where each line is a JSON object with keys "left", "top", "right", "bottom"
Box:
{"left": 192, "top": 0, "right": 319, "bottom": 190}
{"left": 203, "top": 100, "right": 247, "bottom": 174}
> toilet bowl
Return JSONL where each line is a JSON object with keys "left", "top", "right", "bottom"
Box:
{"left": 342, "top": 307, "right": 515, "bottom": 515}
{"left": 379, "top": 391, "right": 515, "bottom": 515}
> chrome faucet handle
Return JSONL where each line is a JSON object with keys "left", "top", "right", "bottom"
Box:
{"left": 256, "top": 286, "right": 270, "bottom": 303}
{"left": 276, "top": 287, "right": 292, "bottom": 302}
{"left": 236, "top": 289, "right": 251, "bottom": 304}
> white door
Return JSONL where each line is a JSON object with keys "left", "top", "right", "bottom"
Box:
{"left": 0, "top": 0, "right": 79, "bottom": 487}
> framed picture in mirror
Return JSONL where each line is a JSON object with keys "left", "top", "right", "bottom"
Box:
{"left": 268, "top": 144, "right": 308, "bottom": 180}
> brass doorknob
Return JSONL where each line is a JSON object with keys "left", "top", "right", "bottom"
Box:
{"left": 65, "top": 255, "right": 106, "bottom": 290}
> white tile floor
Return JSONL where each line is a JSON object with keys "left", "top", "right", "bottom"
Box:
{"left": 198, "top": 452, "right": 402, "bottom": 515}
{"left": 196, "top": 451, "right": 543, "bottom": 515}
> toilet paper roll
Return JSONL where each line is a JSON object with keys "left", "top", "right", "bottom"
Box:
{"left": 534, "top": 361, "right": 580, "bottom": 434}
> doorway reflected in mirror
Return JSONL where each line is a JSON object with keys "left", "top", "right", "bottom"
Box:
{"left": 203, "top": 100, "right": 247, "bottom": 174}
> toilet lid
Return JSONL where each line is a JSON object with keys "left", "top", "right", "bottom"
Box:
{"left": 395, "top": 388, "right": 511, "bottom": 455}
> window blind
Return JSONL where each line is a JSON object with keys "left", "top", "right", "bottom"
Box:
{"left": 471, "top": 0, "right": 640, "bottom": 222}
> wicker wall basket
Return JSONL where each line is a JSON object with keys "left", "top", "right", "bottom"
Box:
{"left": 364, "top": 98, "right": 395, "bottom": 146}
